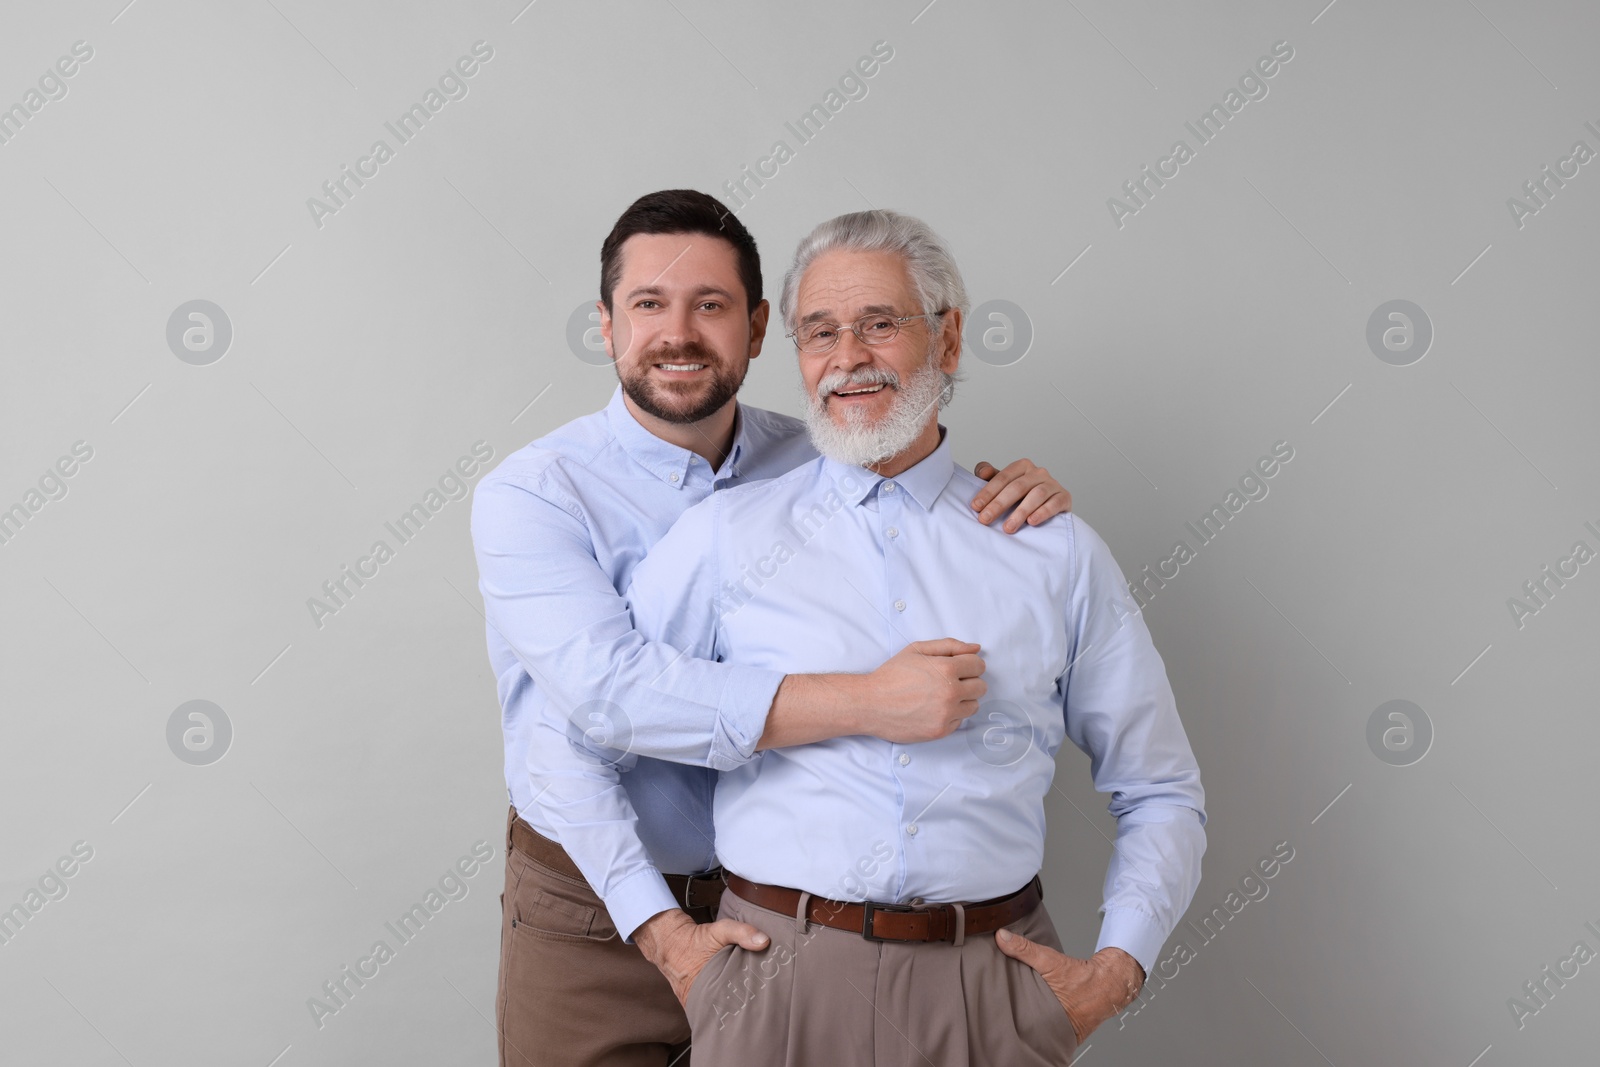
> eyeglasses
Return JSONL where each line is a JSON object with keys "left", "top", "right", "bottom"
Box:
{"left": 787, "top": 310, "right": 946, "bottom": 354}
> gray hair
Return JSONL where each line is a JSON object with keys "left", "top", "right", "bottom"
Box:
{"left": 779, "top": 209, "right": 970, "bottom": 406}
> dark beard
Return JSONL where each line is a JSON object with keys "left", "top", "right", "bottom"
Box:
{"left": 617, "top": 342, "right": 746, "bottom": 425}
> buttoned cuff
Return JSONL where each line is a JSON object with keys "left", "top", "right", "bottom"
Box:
{"left": 609, "top": 867, "right": 682, "bottom": 944}
{"left": 709, "top": 666, "right": 785, "bottom": 770}
{"left": 1095, "top": 906, "right": 1169, "bottom": 979}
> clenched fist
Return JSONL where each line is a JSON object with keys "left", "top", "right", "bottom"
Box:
{"left": 863, "top": 639, "right": 988, "bottom": 743}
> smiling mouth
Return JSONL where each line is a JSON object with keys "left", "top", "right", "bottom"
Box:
{"left": 831, "top": 383, "right": 887, "bottom": 397}
{"left": 655, "top": 362, "right": 706, "bottom": 372}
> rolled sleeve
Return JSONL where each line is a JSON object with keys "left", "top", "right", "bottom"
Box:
{"left": 712, "top": 664, "right": 782, "bottom": 765}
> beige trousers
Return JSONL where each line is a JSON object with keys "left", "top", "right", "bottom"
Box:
{"left": 684, "top": 884, "right": 1079, "bottom": 1066}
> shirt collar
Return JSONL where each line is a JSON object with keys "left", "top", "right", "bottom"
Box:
{"left": 823, "top": 425, "right": 956, "bottom": 512}
{"left": 721, "top": 406, "right": 750, "bottom": 481}
{"left": 602, "top": 385, "right": 747, "bottom": 488}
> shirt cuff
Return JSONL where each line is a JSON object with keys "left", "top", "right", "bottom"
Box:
{"left": 1095, "top": 906, "right": 1170, "bottom": 979}
{"left": 608, "top": 866, "right": 683, "bottom": 944}
{"left": 709, "top": 666, "right": 785, "bottom": 769}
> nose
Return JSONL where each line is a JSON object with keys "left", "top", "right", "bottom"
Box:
{"left": 658, "top": 302, "right": 699, "bottom": 347}
{"left": 824, "top": 329, "right": 875, "bottom": 378}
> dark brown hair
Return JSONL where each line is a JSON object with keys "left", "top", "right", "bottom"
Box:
{"left": 599, "top": 190, "right": 762, "bottom": 314}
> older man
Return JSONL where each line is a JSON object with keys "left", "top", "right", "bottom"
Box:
{"left": 538, "top": 208, "right": 1207, "bottom": 1064}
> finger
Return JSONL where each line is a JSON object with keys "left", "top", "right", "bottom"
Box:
{"left": 973, "top": 460, "right": 998, "bottom": 481}
{"left": 968, "top": 458, "right": 1035, "bottom": 512}
{"left": 950, "top": 677, "right": 987, "bottom": 704}
{"left": 1029, "top": 488, "right": 1072, "bottom": 522}
{"left": 995, "top": 927, "right": 1045, "bottom": 968}
{"left": 977, "top": 470, "right": 1047, "bottom": 525}
{"left": 909, "top": 638, "right": 982, "bottom": 658}
{"left": 707, "top": 918, "right": 770, "bottom": 951}
{"left": 1002, "top": 483, "right": 1055, "bottom": 533}
{"left": 970, "top": 461, "right": 1035, "bottom": 515}
{"left": 947, "top": 694, "right": 983, "bottom": 719}
{"left": 946, "top": 652, "right": 986, "bottom": 680}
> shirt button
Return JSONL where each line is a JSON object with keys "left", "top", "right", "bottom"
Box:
{"left": 669, "top": 472, "right": 680, "bottom": 483}
{"left": 898, "top": 753, "right": 910, "bottom": 766}
{"left": 882, "top": 481, "right": 897, "bottom": 493}
{"left": 893, "top": 599, "right": 906, "bottom": 612}
{"left": 886, "top": 526, "right": 899, "bottom": 539}
{"left": 906, "top": 824, "right": 918, "bottom": 836}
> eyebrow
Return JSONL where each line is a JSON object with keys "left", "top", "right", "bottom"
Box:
{"left": 799, "top": 302, "right": 900, "bottom": 325}
{"left": 624, "top": 284, "right": 737, "bottom": 303}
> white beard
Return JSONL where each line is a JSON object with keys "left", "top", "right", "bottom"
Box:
{"left": 801, "top": 352, "right": 946, "bottom": 468}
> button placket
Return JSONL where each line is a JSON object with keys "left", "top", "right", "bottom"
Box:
{"left": 882, "top": 477, "right": 922, "bottom": 866}
{"left": 881, "top": 478, "right": 908, "bottom": 619}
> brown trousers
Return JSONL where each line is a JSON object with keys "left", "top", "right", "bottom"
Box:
{"left": 684, "top": 883, "right": 1079, "bottom": 1066}
{"left": 495, "top": 807, "right": 694, "bottom": 1067}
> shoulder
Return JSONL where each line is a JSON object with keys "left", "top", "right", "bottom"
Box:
{"left": 739, "top": 402, "right": 807, "bottom": 440}
{"left": 945, "top": 464, "right": 1078, "bottom": 544}
{"left": 1057, "top": 512, "right": 1133, "bottom": 590}
{"left": 653, "top": 458, "right": 828, "bottom": 556}
{"left": 719, "top": 454, "right": 831, "bottom": 511}
{"left": 737, "top": 403, "right": 817, "bottom": 479}
{"left": 473, "top": 408, "right": 612, "bottom": 515}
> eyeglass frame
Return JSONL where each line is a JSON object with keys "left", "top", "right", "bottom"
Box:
{"left": 785, "top": 309, "right": 949, "bottom": 353}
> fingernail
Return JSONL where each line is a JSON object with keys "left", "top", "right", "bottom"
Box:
{"left": 997, "top": 928, "right": 1012, "bottom": 942}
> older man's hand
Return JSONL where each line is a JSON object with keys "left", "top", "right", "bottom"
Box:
{"left": 634, "top": 908, "right": 770, "bottom": 1008}
{"left": 996, "top": 928, "right": 1144, "bottom": 1043}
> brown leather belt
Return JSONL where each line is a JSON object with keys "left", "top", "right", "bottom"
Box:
{"left": 726, "top": 872, "right": 1043, "bottom": 943}
{"left": 507, "top": 811, "right": 724, "bottom": 921}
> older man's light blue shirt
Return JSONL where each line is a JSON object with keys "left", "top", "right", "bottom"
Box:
{"left": 470, "top": 387, "right": 816, "bottom": 939}
{"left": 613, "top": 429, "right": 1207, "bottom": 974}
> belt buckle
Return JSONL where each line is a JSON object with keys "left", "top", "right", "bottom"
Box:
{"left": 683, "top": 868, "right": 724, "bottom": 911}
{"left": 861, "top": 899, "right": 917, "bottom": 942}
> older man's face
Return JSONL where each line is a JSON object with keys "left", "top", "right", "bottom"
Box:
{"left": 795, "top": 248, "right": 959, "bottom": 440}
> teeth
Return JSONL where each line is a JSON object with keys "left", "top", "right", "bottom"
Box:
{"left": 836, "top": 385, "right": 884, "bottom": 396}
{"left": 657, "top": 363, "right": 705, "bottom": 371}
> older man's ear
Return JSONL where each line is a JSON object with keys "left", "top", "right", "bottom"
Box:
{"left": 938, "top": 307, "right": 964, "bottom": 374}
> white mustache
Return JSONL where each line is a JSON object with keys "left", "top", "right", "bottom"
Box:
{"left": 817, "top": 366, "right": 900, "bottom": 399}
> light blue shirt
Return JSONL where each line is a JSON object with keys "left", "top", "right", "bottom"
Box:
{"left": 615, "top": 429, "right": 1208, "bottom": 974}
{"left": 470, "top": 387, "right": 816, "bottom": 939}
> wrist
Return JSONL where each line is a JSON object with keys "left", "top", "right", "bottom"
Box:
{"left": 759, "top": 673, "right": 870, "bottom": 751}
{"left": 634, "top": 908, "right": 694, "bottom": 967}
{"left": 829, "top": 671, "right": 872, "bottom": 735}
{"left": 1094, "top": 947, "right": 1145, "bottom": 1007}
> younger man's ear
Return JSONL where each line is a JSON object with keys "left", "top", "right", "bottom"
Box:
{"left": 747, "top": 299, "right": 771, "bottom": 360}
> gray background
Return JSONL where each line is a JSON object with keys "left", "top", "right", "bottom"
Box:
{"left": 2, "top": 0, "right": 1596, "bottom": 1064}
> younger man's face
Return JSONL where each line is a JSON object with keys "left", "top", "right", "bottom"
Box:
{"left": 601, "top": 233, "right": 768, "bottom": 425}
